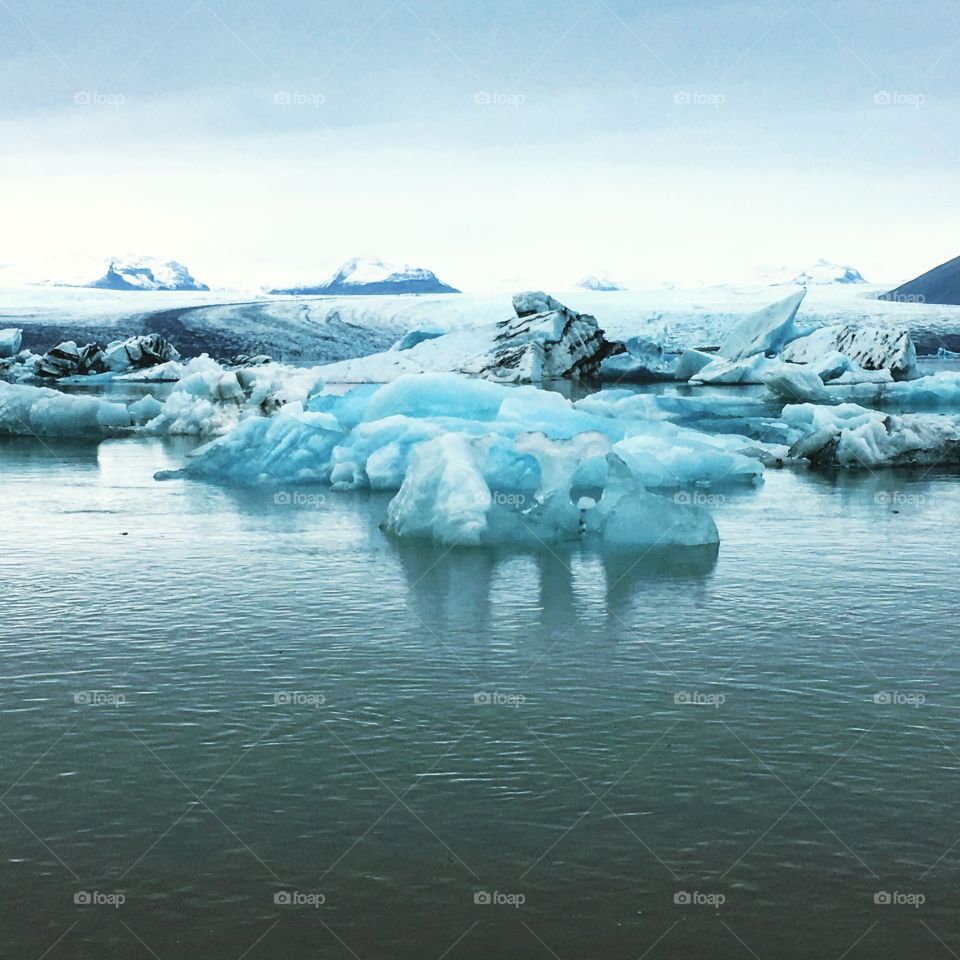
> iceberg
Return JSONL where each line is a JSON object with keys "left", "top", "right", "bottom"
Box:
{"left": 782, "top": 324, "right": 917, "bottom": 381}
{"left": 586, "top": 456, "right": 720, "bottom": 548}
{"left": 783, "top": 402, "right": 960, "bottom": 468}
{"left": 0, "top": 328, "right": 22, "bottom": 359}
{"left": 102, "top": 334, "right": 180, "bottom": 372}
{"left": 158, "top": 372, "right": 750, "bottom": 547}
{"left": 717, "top": 289, "right": 807, "bottom": 360}
{"left": 312, "top": 292, "right": 615, "bottom": 384}
{"left": 0, "top": 381, "right": 131, "bottom": 436}
{"left": 691, "top": 354, "right": 781, "bottom": 385}
{"left": 383, "top": 434, "right": 493, "bottom": 545}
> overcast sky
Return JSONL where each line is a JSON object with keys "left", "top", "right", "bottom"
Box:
{"left": 1, "top": 0, "right": 958, "bottom": 290}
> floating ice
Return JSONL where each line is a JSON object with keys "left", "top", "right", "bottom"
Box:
{"left": 783, "top": 324, "right": 917, "bottom": 381}
{"left": 0, "top": 381, "right": 131, "bottom": 436}
{"left": 784, "top": 402, "right": 960, "bottom": 468}
{"left": 717, "top": 289, "right": 807, "bottom": 360}
{"left": 0, "top": 328, "right": 22, "bottom": 359}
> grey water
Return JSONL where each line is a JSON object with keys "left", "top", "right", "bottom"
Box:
{"left": 3, "top": 416, "right": 960, "bottom": 958}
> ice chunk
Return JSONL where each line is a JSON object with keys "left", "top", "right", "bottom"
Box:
{"left": 598, "top": 336, "right": 678, "bottom": 383}
{"left": 514, "top": 431, "right": 612, "bottom": 537}
{"left": 383, "top": 434, "right": 493, "bottom": 545}
{"left": 691, "top": 354, "right": 781, "bottom": 385}
{"left": 512, "top": 291, "right": 566, "bottom": 318}
{"left": 718, "top": 289, "right": 806, "bottom": 360}
{"left": 391, "top": 330, "right": 444, "bottom": 351}
{"left": 587, "top": 455, "right": 720, "bottom": 547}
{"left": 103, "top": 334, "right": 180, "bottom": 372}
{"left": 0, "top": 328, "right": 22, "bottom": 359}
{"left": 762, "top": 363, "right": 830, "bottom": 403}
{"left": 0, "top": 381, "right": 131, "bottom": 436}
{"left": 128, "top": 394, "right": 164, "bottom": 424}
{"left": 783, "top": 324, "right": 917, "bottom": 381}
{"left": 314, "top": 294, "right": 614, "bottom": 384}
{"left": 612, "top": 424, "right": 763, "bottom": 488}
{"left": 785, "top": 403, "right": 960, "bottom": 468}
{"left": 673, "top": 349, "right": 716, "bottom": 381}
{"left": 160, "top": 404, "right": 344, "bottom": 484}
{"left": 36, "top": 341, "right": 107, "bottom": 378}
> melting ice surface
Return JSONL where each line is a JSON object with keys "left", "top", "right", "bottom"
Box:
{"left": 153, "top": 374, "right": 777, "bottom": 548}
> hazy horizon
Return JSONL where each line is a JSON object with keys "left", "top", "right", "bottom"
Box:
{"left": 3, "top": 0, "right": 959, "bottom": 289}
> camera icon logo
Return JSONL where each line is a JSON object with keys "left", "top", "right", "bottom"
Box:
{"left": 474, "top": 891, "right": 492, "bottom": 905}
{"left": 674, "top": 891, "right": 691, "bottom": 905}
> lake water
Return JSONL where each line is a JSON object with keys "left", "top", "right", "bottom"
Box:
{"left": 2, "top": 395, "right": 960, "bottom": 959}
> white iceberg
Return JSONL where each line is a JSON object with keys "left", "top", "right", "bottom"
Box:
{"left": 783, "top": 402, "right": 960, "bottom": 468}
{"left": 0, "top": 381, "right": 131, "bottom": 436}
{"left": 717, "top": 289, "right": 807, "bottom": 361}
{"left": 782, "top": 324, "right": 917, "bottom": 381}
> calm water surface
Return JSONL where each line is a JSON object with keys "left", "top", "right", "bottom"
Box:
{"left": 2, "top": 420, "right": 960, "bottom": 959}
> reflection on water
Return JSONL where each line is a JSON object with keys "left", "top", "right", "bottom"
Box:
{"left": 2, "top": 435, "right": 960, "bottom": 959}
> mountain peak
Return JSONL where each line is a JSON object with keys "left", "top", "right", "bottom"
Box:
{"left": 268, "top": 257, "right": 459, "bottom": 296}
{"left": 87, "top": 255, "right": 209, "bottom": 291}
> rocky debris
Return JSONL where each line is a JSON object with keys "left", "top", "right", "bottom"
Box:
{"left": 0, "top": 328, "right": 22, "bottom": 359}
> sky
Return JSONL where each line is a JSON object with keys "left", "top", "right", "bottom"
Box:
{"left": 1, "top": 0, "right": 959, "bottom": 291}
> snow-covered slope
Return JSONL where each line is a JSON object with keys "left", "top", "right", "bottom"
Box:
{"left": 268, "top": 257, "right": 460, "bottom": 296}
{"left": 87, "top": 255, "right": 209, "bottom": 291}
{"left": 577, "top": 274, "right": 626, "bottom": 292}
{"left": 763, "top": 259, "right": 867, "bottom": 286}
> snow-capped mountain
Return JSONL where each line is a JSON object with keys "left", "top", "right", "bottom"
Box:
{"left": 87, "top": 256, "right": 209, "bottom": 292}
{"left": 268, "top": 257, "right": 460, "bottom": 296}
{"left": 577, "top": 274, "right": 626, "bottom": 292}
{"left": 762, "top": 259, "right": 867, "bottom": 286}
